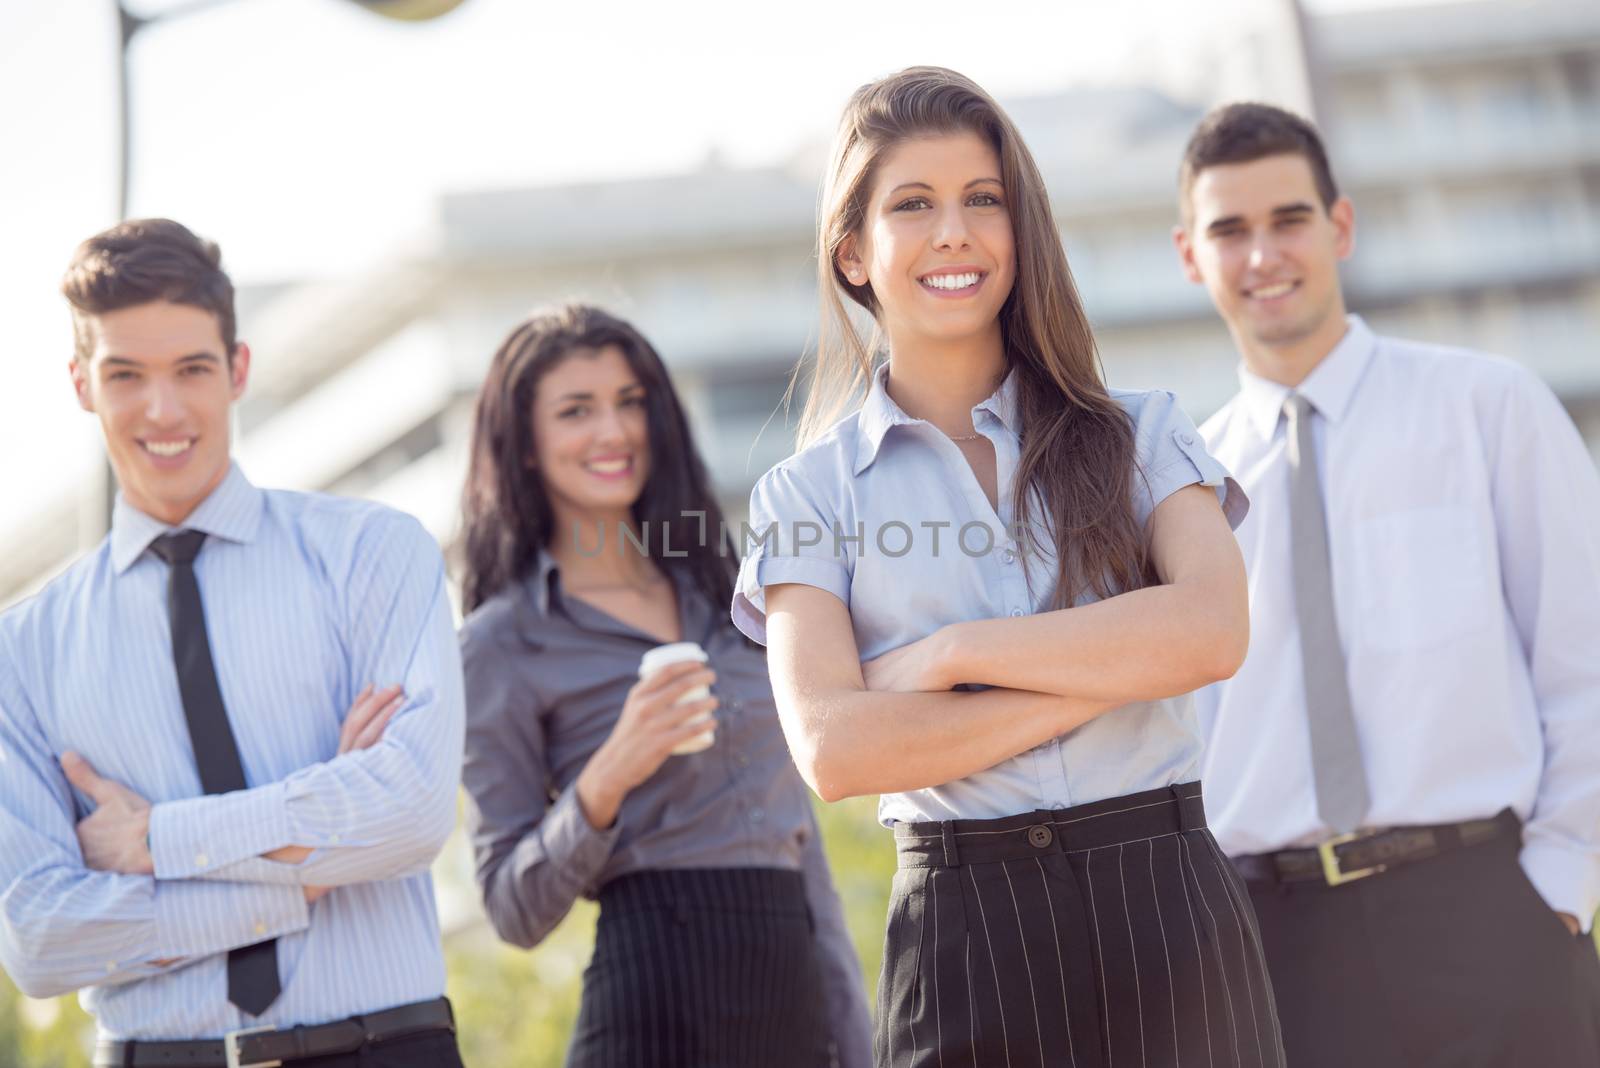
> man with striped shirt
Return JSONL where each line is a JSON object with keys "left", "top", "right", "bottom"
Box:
{"left": 0, "top": 219, "right": 467, "bottom": 1067}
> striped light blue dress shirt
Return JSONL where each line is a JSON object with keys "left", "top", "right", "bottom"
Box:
{"left": 0, "top": 464, "right": 464, "bottom": 1040}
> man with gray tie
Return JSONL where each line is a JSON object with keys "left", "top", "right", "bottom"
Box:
{"left": 0, "top": 219, "right": 466, "bottom": 1066}
{"left": 1173, "top": 102, "right": 1600, "bottom": 1066}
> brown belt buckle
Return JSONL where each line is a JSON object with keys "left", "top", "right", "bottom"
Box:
{"left": 225, "top": 1026, "right": 282, "bottom": 1068}
{"left": 1317, "top": 830, "right": 1385, "bottom": 887}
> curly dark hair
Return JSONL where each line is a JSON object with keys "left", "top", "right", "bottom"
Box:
{"left": 459, "top": 304, "right": 737, "bottom": 614}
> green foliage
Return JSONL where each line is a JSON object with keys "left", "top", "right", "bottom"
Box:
{"left": 0, "top": 984, "right": 95, "bottom": 1068}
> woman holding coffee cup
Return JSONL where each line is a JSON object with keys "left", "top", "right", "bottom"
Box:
{"left": 457, "top": 304, "right": 871, "bottom": 1068}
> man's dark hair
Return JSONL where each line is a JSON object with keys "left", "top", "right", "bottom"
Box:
{"left": 60, "top": 218, "right": 236, "bottom": 362}
{"left": 1179, "top": 102, "right": 1339, "bottom": 219}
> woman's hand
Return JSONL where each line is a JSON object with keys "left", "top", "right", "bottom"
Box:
{"left": 861, "top": 628, "right": 959, "bottom": 694}
{"left": 575, "top": 661, "right": 719, "bottom": 830}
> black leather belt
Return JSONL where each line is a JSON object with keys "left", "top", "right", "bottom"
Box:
{"left": 1233, "top": 809, "right": 1518, "bottom": 888}
{"left": 93, "top": 996, "right": 454, "bottom": 1068}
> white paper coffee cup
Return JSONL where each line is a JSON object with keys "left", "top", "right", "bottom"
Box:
{"left": 638, "top": 642, "right": 715, "bottom": 755}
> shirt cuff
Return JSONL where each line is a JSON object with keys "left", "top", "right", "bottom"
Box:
{"left": 198, "top": 854, "right": 312, "bottom": 886}
{"left": 535, "top": 780, "right": 621, "bottom": 893}
{"left": 152, "top": 878, "right": 310, "bottom": 961}
{"left": 149, "top": 782, "right": 291, "bottom": 880}
{"left": 1520, "top": 840, "right": 1600, "bottom": 930}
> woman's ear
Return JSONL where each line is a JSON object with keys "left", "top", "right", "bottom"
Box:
{"left": 836, "top": 235, "right": 867, "bottom": 286}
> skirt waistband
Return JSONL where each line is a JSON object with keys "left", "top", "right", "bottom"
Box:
{"left": 597, "top": 866, "right": 808, "bottom": 915}
{"left": 893, "top": 781, "right": 1208, "bottom": 869}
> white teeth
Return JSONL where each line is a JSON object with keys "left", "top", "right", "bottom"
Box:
{"left": 921, "top": 272, "right": 981, "bottom": 291}
{"left": 1251, "top": 282, "right": 1296, "bottom": 299}
{"left": 144, "top": 440, "right": 192, "bottom": 457}
{"left": 587, "top": 459, "right": 630, "bottom": 474}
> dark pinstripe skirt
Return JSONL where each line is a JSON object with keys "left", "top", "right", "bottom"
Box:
{"left": 877, "top": 782, "right": 1285, "bottom": 1068}
{"left": 567, "top": 867, "right": 829, "bottom": 1068}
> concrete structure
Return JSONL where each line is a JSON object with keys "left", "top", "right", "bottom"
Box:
{"left": 6, "top": 0, "right": 1599, "bottom": 608}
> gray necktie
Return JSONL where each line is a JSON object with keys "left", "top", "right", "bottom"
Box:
{"left": 1285, "top": 393, "right": 1370, "bottom": 834}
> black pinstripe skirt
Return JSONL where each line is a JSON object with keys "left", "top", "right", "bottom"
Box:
{"left": 567, "top": 867, "right": 829, "bottom": 1068}
{"left": 877, "top": 781, "right": 1286, "bottom": 1068}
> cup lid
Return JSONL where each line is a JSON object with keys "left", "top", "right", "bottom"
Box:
{"left": 638, "top": 641, "right": 709, "bottom": 677}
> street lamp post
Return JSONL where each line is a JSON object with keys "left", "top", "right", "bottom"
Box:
{"left": 83, "top": 0, "right": 257, "bottom": 546}
{"left": 114, "top": 0, "right": 468, "bottom": 218}
{"left": 81, "top": 0, "right": 469, "bottom": 549}
{"left": 115, "top": 0, "right": 250, "bottom": 221}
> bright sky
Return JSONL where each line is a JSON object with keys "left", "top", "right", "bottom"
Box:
{"left": 0, "top": 0, "right": 1410, "bottom": 536}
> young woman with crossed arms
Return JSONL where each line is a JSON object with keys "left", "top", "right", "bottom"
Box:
{"left": 734, "top": 69, "right": 1285, "bottom": 1068}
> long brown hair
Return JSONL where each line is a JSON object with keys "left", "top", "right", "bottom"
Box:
{"left": 459, "top": 304, "right": 737, "bottom": 614}
{"left": 799, "top": 66, "right": 1146, "bottom": 606}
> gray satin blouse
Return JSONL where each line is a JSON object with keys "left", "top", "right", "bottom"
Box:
{"left": 459, "top": 552, "right": 871, "bottom": 1066}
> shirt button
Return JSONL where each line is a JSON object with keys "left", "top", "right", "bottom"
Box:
{"left": 1010, "top": 608, "right": 1025, "bottom": 617}
{"left": 1028, "top": 825, "right": 1054, "bottom": 849}
{"left": 329, "top": 834, "right": 341, "bottom": 845}
{"left": 1180, "top": 432, "right": 1195, "bottom": 446}
{"left": 105, "top": 961, "right": 117, "bottom": 973}
{"left": 194, "top": 852, "right": 209, "bottom": 868}
{"left": 750, "top": 807, "right": 765, "bottom": 824}
{"left": 736, "top": 754, "right": 750, "bottom": 768}
{"left": 1001, "top": 548, "right": 1016, "bottom": 565}
{"left": 254, "top": 921, "right": 267, "bottom": 936}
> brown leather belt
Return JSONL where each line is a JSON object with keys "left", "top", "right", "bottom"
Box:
{"left": 1232, "top": 809, "right": 1518, "bottom": 888}
{"left": 93, "top": 996, "right": 454, "bottom": 1068}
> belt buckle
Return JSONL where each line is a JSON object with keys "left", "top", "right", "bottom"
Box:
{"left": 225, "top": 1026, "right": 282, "bottom": 1068}
{"left": 1317, "top": 830, "right": 1385, "bottom": 887}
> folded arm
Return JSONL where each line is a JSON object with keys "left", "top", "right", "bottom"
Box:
{"left": 151, "top": 517, "right": 465, "bottom": 888}
{"left": 929, "top": 484, "right": 1249, "bottom": 701}
{"left": 765, "top": 583, "right": 1116, "bottom": 802}
{"left": 0, "top": 678, "right": 308, "bottom": 999}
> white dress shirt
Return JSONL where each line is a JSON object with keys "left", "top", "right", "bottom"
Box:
{"left": 1196, "top": 315, "right": 1600, "bottom": 926}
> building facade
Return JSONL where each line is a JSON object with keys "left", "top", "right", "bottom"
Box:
{"left": 6, "top": 0, "right": 1598, "bottom": 607}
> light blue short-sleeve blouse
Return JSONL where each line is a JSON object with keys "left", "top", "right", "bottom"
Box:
{"left": 733, "top": 362, "right": 1246, "bottom": 826}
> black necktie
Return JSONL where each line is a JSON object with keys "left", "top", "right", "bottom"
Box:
{"left": 150, "top": 530, "right": 281, "bottom": 1017}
